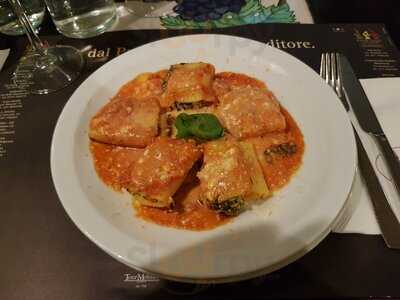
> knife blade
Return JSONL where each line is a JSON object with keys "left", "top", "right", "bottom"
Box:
{"left": 340, "top": 56, "right": 400, "bottom": 197}
{"left": 355, "top": 130, "right": 400, "bottom": 249}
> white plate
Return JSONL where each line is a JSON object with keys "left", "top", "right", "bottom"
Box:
{"left": 51, "top": 34, "right": 356, "bottom": 283}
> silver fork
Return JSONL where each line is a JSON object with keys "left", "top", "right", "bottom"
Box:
{"left": 320, "top": 52, "right": 355, "bottom": 231}
{"left": 320, "top": 52, "right": 349, "bottom": 111}
{"left": 321, "top": 52, "right": 400, "bottom": 247}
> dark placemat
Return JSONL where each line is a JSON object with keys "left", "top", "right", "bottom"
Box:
{"left": 307, "top": 0, "right": 400, "bottom": 48}
{"left": 1, "top": 24, "right": 400, "bottom": 299}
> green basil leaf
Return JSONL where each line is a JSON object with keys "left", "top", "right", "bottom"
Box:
{"left": 174, "top": 113, "right": 224, "bottom": 141}
{"left": 175, "top": 113, "right": 192, "bottom": 138}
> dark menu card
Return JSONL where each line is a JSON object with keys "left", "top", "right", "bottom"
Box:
{"left": 1, "top": 24, "right": 400, "bottom": 299}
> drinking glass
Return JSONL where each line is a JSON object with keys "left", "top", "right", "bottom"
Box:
{"left": 0, "top": 0, "right": 44, "bottom": 35}
{"left": 45, "top": 0, "right": 117, "bottom": 39}
{"left": 9, "top": 0, "right": 84, "bottom": 94}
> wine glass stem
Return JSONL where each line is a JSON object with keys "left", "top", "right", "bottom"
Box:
{"left": 8, "top": 0, "right": 46, "bottom": 55}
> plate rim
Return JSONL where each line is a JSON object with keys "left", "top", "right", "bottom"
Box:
{"left": 104, "top": 173, "right": 356, "bottom": 284}
{"left": 50, "top": 33, "right": 357, "bottom": 282}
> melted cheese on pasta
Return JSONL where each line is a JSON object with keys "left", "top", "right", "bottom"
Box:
{"left": 217, "top": 86, "right": 286, "bottom": 139}
{"left": 124, "top": 137, "right": 201, "bottom": 207}
{"left": 213, "top": 72, "right": 267, "bottom": 99}
{"left": 197, "top": 138, "right": 252, "bottom": 203}
{"left": 160, "top": 62, "right": 216, "bottom": 107}
{"left": 116, "top": 70, "right": 167, "bottom": 101}
{"left": 89, "top": 97, "right": 160, "bottom": 148}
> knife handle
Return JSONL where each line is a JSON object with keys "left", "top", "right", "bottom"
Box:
{"left": 356, "top": 132, "right": 400, "bottom": 249}
{"left": 374, "top": 134, "right": 400, "bottom": 196}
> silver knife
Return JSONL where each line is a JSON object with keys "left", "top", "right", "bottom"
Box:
{"left": 335, "top": 54, "right": 400, "bottom": 248}
{"left": 340, "top": 56, "right": 400, "bottom": 197}
{"left": 355, "top": 131, "right": 400, "bottom": 249}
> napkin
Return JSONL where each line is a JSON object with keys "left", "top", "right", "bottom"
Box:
{"left": 332, "top": 78, "right": 400, "bottom": 234}
{"left": 0, "top": 49, "right": 9, "bottom": 71}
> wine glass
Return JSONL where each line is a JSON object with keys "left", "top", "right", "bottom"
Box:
{"left": 0, "top": 0, "right": 45, "bottom": 36}
{"left": 9, "top": 0, "right": 84, "bottom": 95}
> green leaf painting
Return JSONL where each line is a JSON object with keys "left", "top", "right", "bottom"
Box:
{"left": 160, "top": 0, "right": 296, "bottom": 29}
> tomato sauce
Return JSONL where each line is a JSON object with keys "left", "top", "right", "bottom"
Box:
{"left": 89, "top": 107, "right": 303, "bottom": 231}
{"left": 89, "top": 71, "right": 304, "bottom": 231}
{"left": 136, "top": 180, "right": 230, "bottom": 230}
{"left": 90, "top": 142, "right": 144, "bottom": 191}
{"left": 90, "top": 142, "right": 229, "bottom": 230}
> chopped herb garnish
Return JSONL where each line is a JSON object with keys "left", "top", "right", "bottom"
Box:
{"left": 264, "top": 142, "right": 297, "bottom": 163}
{"left": 209, "top": 197, "right": 245, "bottom": 216}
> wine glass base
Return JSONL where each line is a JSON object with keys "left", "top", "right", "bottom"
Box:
{"left": 13, "top": 45, "right": 84, "bottom": 95}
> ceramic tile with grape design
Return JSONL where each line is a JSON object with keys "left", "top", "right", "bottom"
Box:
{"left": 160, "top": 0, "right": 296, "bottom": 29}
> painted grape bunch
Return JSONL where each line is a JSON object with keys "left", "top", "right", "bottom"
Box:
{"left": 161, "top": 0, "right": 296, "bottom": 29}
{"left": 173, "top": 0, "right": 246, "bottom": 22}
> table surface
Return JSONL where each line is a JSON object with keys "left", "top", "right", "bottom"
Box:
{"left": 1, "top": 5, "right": 400, "bottom": 299}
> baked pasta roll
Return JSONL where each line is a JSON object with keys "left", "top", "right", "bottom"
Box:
{"left": 212, "top": 72, "right": 267, "bottom": 99}
{"left": 239, "top": 141, "right": 270, "bottom": 200}
{"left": 115, "top": 70, "right": 168, "bottom": 101}
{"left": 197, "top": 138, "right": 252, "bottom": 215}
{"left": 160, "top": 62, "right": 216, "bottom": 108}
{"left": 217, "top": 86, "right": 286, "bottom": 139}
{"left": 89, "top": 96, "right": 160, "bottom": 148}
{"left": 124, "top": 137, "right": 201, "bottom": 208}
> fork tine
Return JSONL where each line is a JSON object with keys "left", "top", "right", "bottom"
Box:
{"left": 335, "top": 53, "right": 344, "bottom": 98}
{"left": 331, "top": 53, "right": 337, "bottom": 87}
{"left": 320, "top": 53, "right": 326, "bottom": 79}
{"left": 331, "top": 52, "right": 350, "bottom": 111}
{"left": 325, "top": 52, "right": 331, "bottom": 85}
